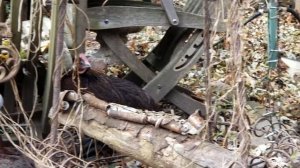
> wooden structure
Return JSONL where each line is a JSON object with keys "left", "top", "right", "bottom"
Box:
{"left": 67, "top": 0, "right": 228, "bottom": 118}
{"left": 0, "top": 0, "right": 229, "bottom": 135}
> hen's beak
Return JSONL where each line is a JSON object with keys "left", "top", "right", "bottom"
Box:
{"left": 79, "top": 53, "right": 91, "bottom": 69}
{"left": 80, "top": 59, "right": 91, "bottom": 69}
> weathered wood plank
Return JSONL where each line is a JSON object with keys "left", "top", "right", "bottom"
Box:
{"left": 87, "top": 6, "right": 227, "bottom": 32}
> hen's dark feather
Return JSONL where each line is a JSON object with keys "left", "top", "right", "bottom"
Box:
{"left": 61, "top": 71, "right": 158, "bottom": 111}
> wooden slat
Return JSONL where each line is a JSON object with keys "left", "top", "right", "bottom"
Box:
{"left": 87, "top": 6, "right": 226, "bottom": 32}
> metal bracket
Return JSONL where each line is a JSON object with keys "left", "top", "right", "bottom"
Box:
{"left": 160, "top": 0, "right": 179, "bottom": 25}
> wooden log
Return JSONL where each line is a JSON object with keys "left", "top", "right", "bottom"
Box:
{"left": 57, "top": 106, "right": 235, "bottom": 168}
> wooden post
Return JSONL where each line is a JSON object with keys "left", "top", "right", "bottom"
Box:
{"left": 22, "top": 0, "right": 42, "bottom": 113}
{"left": 48, "top": 0, "right": 67, "bottom": 143}
{"left": 3, "top": 0, "right": 22, "bottom": 114}
{"left": 41, "top": 0, "right": 63, "bottom": 136}
{"left": 296, "top": 1, "right": 300, "bottom": 12}
{"left": 0, "top": 0, "right": 5, "bottom": 22}
{"left": 74, "top": 0, "right": 87, "bottom": 54}
{"left": 10, "top": 0, "right": 22, "bottom": 50}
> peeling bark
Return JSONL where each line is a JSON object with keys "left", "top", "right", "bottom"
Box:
{"left": 58, "top": 106, "right": 235, "bottom": 168}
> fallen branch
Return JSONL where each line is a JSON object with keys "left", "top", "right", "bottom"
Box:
{"left": 65, "top": 92, "right": 203, "bottom": 135}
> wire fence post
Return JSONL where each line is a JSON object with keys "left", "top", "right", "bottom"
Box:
{"left": 268, "top": 0, "right": 279, "bottom": 69}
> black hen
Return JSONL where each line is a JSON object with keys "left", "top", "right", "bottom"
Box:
{"left": 61, "top": 54, "right": 158, "bottom": 111}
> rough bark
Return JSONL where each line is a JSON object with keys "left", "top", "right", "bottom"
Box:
{"left": 57, "top": 105, "right": 235, "bottom": 168}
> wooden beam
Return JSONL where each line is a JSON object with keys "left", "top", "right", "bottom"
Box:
{"left": 74, "top": 0, "right": 87, "bottom": 54}
{"left": 10, "top": 0, "right": 22, "bottom": 50}
{"left": 87, "top": 6, "right": 227, "bottom": 32}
